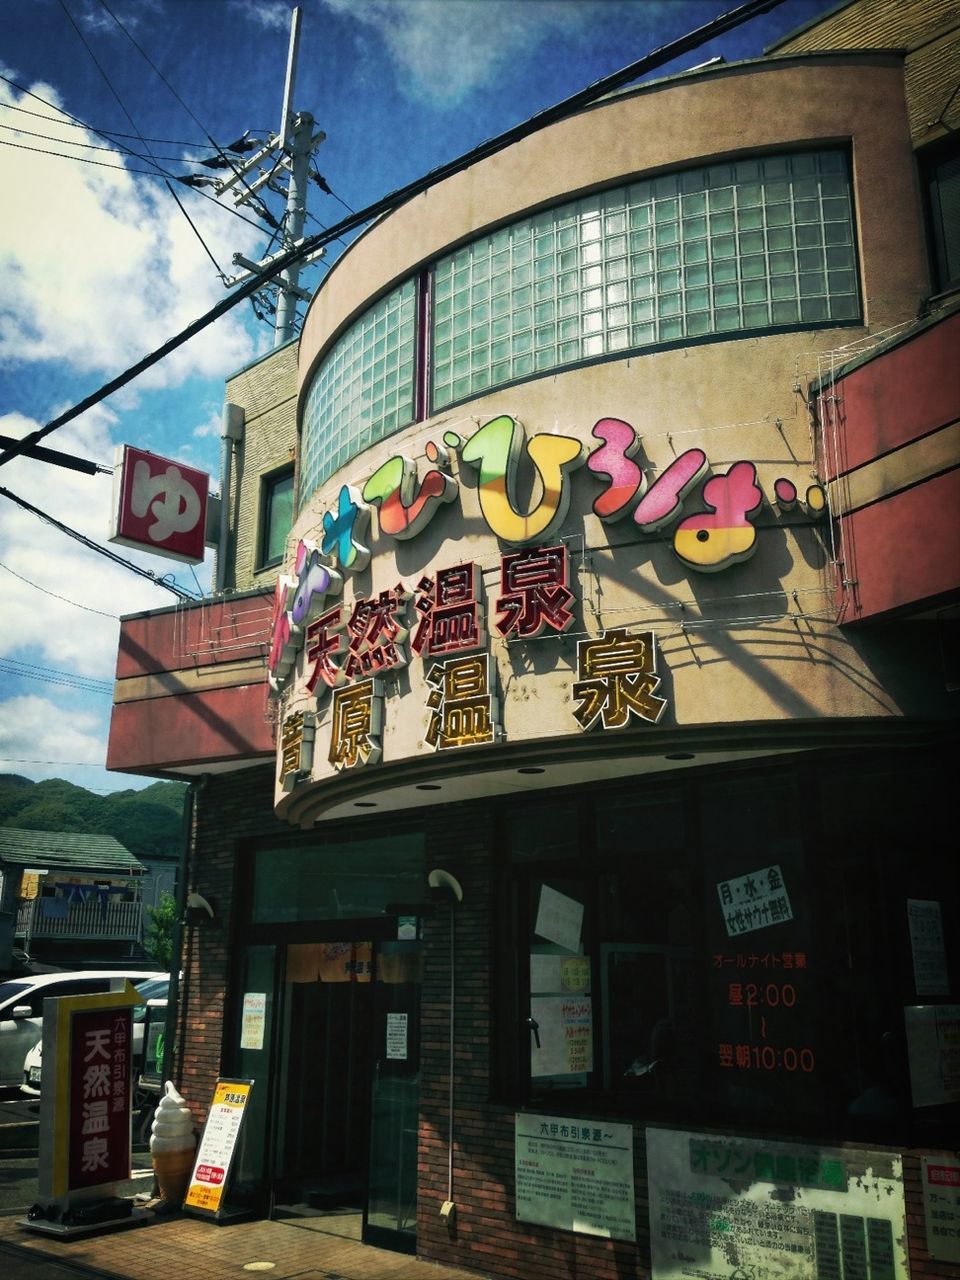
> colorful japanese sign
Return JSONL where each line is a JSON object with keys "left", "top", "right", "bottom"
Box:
{"left": 184, "top": 1079, "right": 253, "bottom": 1218}
{"left": 425, "top": 653, "right": 500, "bottom": 750}
{"left": 646, "top": 1127, "right": 908, "bottom": 1280}
{"left": 515, "top": 1112, "right": 636, "bottom": 1241}
{"left": 279, "top": 711, "right": 315, "bottom": 792}
{"left": 329, "top": 677, "right": 383, "bottom": 770}
{"left": 39, "top": 983, "right": 143, "bottom": 1200}
{"left": 110, "top": 444, "right": 209, "bottom": 564}
{"left": 67, "top": 1006, "right": 132, "bottom": 1190}
{"left": 573, "top": 629, "right": 666, "bottom": 731}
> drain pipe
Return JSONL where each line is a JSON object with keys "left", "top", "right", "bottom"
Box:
{"left": 215, "top": 403, "right": 244, "bottom": 594}
{"left": 428, "top": 869, "right": 463, "bottom": 1227}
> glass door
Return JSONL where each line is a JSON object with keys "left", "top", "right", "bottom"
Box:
{"left": 363, "top": 933, "right": 423, "bottom": 1252}
{"left": 272, "top": 939, "right": 376, "bottom": 1237}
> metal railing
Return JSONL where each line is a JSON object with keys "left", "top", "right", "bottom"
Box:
{"left": 15, "top": 897, "right": 143, "bottom": 941}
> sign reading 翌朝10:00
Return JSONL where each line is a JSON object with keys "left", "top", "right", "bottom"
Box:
{"left": 647, "top": 1127, "right": 909, "bottom": 1280}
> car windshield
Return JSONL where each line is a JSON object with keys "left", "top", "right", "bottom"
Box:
{"left": 133, "top": 976, "right": 169, "bottom": 1021}
{"left": 0, "top": 980, "right": 33, "bottom": 1011}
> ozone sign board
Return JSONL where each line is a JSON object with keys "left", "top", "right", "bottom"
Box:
{"left": 110, "top": 444, "right": 209, "bottom": 564}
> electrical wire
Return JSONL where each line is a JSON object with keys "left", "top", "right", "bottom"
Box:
{"left": 0, "top": 561, "right": 119, "bottom": 617}
{"left": 56, "top": 0, "right": 226, "bottom": 278}
{"left": 0, "top": 99, "right": 209, "bottom": 148}
{"left": 97, "top": 0, "right": 282, "bottom": 230}
{"left": 0, "top": 121, "right": 211, "bottom": 165}
{"left": 0, "top": 657, "right": 114, "bottom": 695}
{"left": 0, "top": 73, "right": 279, "bottom": 237}
{"left": 0, "top": 0, "right": 787, "bottom": 473}
{"left": 0, "top": 486, "right": 198, "bottom": 601}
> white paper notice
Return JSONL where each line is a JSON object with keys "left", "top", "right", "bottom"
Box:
{"left": 515, "top": 1112, "right": 635, "bottom": 1241}
{"left": 908, "top": 899, "right": 949, "bottom": 996}
{"left": 386, "top": 1012, "right": 408, "bottom": 1061}
{"left": 240, "top": 993, "right": 266, "bottom": 1050}
{"left": 531, "top": 994, "right": 593, "bottom": 1076}
{"left": 530, "top": 954, "right": 590, "bottom": 993}
{"left": 535, "top": 885, "right": 584, "bottom": 952}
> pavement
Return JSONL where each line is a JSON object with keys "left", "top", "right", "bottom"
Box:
{"left": 0, "top": 1202, "right": 491, "bottom": 1280}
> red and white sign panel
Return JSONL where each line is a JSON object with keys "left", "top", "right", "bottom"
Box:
{"left": 67, "top": 1006, "right": 132, "bottom": 1191}
{"left": 110, "top": 444, "right": 209, "bottom": 564}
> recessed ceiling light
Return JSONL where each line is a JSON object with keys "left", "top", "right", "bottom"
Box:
{"left": 517, "top": 767, "right": 545, "bottom": 775}
{"left": 416, "top": 783, "right": 442, "bottom": 791}
{"left": 354, "top": 801, "right": 377, "bottom": 807}
{"left": 665, "top": 752, "right": 695, "bottom": 761}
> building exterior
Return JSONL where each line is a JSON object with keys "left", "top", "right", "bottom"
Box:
{"left": 0, "top": 829, "right": 148, "bottom": 972}
{"left": 106, "top": 4, "right": 959, "bottom": 1277}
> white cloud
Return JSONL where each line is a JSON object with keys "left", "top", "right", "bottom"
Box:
{"left": 0, "top": 407, "right": 191, "bottom": 681}
{"left": 0, "top": 76, "right": 260, "bottom": 389}
{"left": 230, "top": 0, "right": 292, "bottom": 32}
{"left": 0, "top": 693, "right": 108, "bottom": 781}
{"left": 321, "top": 0, "right": 595, "bottom": 106}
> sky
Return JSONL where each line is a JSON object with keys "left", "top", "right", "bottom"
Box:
{"left": 0, "top": 0, "right": 840, "bottom": 795}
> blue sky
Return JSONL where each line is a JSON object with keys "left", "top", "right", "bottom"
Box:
{"left": 0, "top": 0, "right": 839, "bottom": 794}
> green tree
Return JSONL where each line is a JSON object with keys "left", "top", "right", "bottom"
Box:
{"left": 144, "top": 892, "right": 178, "bottom": 969}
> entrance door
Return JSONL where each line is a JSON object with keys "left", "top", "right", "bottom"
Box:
{"left": 269, "top": 929, "right": 422, "bottom": 1252}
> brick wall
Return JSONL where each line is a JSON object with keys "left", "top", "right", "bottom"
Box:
{"left": 171, "top": 770, "right": 960, "bottom": 1280}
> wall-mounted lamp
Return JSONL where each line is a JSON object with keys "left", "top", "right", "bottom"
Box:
{"left": 185, "top": 891, "right": 215, "bottom": 927}
{"left": 427, "top": 868, "right": 463, "bottom": 905}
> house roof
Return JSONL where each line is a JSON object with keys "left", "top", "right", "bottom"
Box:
{"left": 0, "top": 828, "right": 146, "bottom": 876}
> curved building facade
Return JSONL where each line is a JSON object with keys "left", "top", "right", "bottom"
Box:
{"left": 107, "top": 26, "right": 959, "bottom": 1280}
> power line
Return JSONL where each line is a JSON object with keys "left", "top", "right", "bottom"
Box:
{"left": 0, "top": 99, "right": 210, "bottom": 147}
{"left": 0, "top": 0, "right": 786, "bottom": 473}
{"left": 0, "top": 657, "right": 114, "bottom": 695}
{"left": 57, "top": 0, "right": 226, "bottom": 277}
{"left": 0, "top": 121, "right": 216, "bottom": 165}
{"left": 0, "top": 73, "right": 278, "bottom": 237}
{"left": 0, "top": 561, "right": 119, "bottom": 618}
{"left": 0, "top": 486, "right": 198, "bottom": 601}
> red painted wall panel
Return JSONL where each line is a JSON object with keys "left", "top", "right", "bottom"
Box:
{"left": 820, "top": 311, "right": 960, "bottom": 480}
{"left": 115, "top": 591, "right": 273, "bottom": 679}
{"left": 838, "top": 468, "right": 960, "bottom": 621}
{"left": 106, "top": 684, "right": 275, "bottom": 773}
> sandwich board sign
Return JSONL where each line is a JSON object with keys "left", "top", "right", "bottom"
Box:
{"left": 184, "top": 1078, "right": 253, "bottom": 1219}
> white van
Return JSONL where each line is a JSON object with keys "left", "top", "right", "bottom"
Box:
{"left": 0, "top": 969, "right": 160, "bottom": 1088}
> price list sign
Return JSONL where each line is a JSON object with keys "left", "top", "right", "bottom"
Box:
{"left": 185, "top": 1079, "right": 253, "bottom": 1218}
{"left": 647, "top": 1127, "right": 908, "bottom": 1280}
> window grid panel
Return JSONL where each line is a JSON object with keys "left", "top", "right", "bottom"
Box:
{"left": 300, "top": 280, "right": 417, "bottom": 503}
{"left": 431, "top": 150, "right": 859, "bottom": 408}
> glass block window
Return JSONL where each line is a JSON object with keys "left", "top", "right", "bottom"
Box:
{"left": 299, "top": 279, "right": 417, "bottom": 504}
{"left": 431, "top": 150, "right": 859, "bottom": 410}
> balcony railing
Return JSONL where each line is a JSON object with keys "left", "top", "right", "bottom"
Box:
{"left": 15, "top": 897, "right": 143, "bottom": 942}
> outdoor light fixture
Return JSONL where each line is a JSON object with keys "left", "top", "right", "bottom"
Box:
{"left": 185, "top": 891, "right": 215, "bottom": 926}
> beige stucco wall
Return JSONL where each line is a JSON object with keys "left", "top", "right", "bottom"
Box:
{"left": 223, "top": 339, "right": 298, "bottom": 593}
{"left": 275, "top": 55, "right": 945, "bottom": 817}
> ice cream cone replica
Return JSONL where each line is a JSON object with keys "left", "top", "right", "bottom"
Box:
{"left": 150, "top": 1081, "right": 196, "bottom": 1208}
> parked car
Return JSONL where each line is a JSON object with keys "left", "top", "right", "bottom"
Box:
{"left": 19, "top": 973, "right": 168, "bottom": 1097}
{"left": 0, "top": 969, "right": 161, "bottom": 1089}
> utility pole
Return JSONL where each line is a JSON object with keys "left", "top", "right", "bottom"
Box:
{"left": 218, "top": 7, "right": 325, "bottom": 345}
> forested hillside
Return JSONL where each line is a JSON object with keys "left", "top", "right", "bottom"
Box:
{"left": 0, "top": 774, "right": 186, "bottom": 861}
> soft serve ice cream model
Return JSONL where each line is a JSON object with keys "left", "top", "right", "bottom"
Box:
{"left": 150, "top": 1082, "right": 196, "bottom": 1207}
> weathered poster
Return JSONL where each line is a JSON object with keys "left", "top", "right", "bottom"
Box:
{"left": 647, "top": 1127, "right": 908, "bottom": 1279}
{"left": 515, "top": 1112, "right": 635, "bottom": 1241}
{"left": 922, "top": 1156, "right": 960, "bottom": 1263}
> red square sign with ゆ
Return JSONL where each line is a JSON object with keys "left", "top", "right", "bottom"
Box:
{"left": 110, "top": 444, "right": 209, "bottom": 563}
